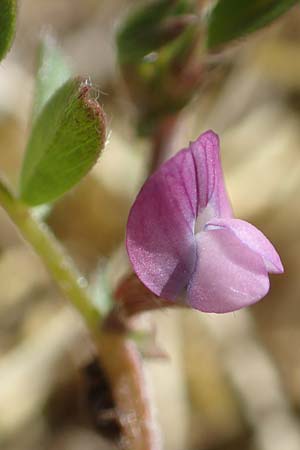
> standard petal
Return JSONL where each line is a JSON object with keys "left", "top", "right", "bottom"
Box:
{"left": 187, "top": 228, "right": 270, "bottom": 313}
{"left": 126, "top": 147, "right": 198, "bottom": 300}
{"left": 205, "top": 218, "right": 284, "bottom": 274}
{"left": 190, "top": 130, "right": 232, "bottom": 223}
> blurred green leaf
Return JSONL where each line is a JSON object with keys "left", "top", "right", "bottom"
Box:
{"left": 117, "top": 0, "right": 194, "bottom": 64}
{"left": 206, "top": 0, "right": 299, "bottom": 49}
{"left": 20, "top": 78, "right": 106, "bottom": 206}
{"left": 117, "top": 0, "right": 202, "bottom": 134}
{"left": 0, "top": 0, "right": 17, "bottom": 61}
{"left": 32, "top": 35, "right": 71, "bottom": 122}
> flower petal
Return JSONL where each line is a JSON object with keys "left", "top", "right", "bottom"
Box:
{"left": 126, "top": 130, "right": 233, "bottom": 300}
{"left": 187, "top": 228, "right": 270, "bottom": 313}
{"left": 190, "top": 130, "right": 232, "bottom": 223}
{"left": 205, "top": 218, "right": 284, "bottom": 273}
{"left": 126, "top": 147, "right": 197, "bottom": 300}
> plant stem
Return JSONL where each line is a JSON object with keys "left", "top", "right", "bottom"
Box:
{"left": 0, "top": 177, "right": 100, "bottom": 329}
{"left": 150, "top": 115, "right": 178, "bottom": 173}
{"left": 0, "top": 176, "right": 161, "bottom": 450}
{"left": 97, "top": 333, "right": 161, "bottom": 450}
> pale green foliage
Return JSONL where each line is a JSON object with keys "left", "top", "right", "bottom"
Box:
{"left": 20, "top": 78, "right": 106, "bottom": 206}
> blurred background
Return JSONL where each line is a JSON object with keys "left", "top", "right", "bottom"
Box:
{"left": 1, "top": 1, "right": 300, "bottom": 450}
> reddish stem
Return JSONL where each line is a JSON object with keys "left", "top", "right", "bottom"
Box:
{"left": 97, "top": 332, "right": 161, "bottom": 450}
{"left": 149, "top": 115, "right": 178, "bottom": 173}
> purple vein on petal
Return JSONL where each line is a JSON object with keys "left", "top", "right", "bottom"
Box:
{"left": 189, "top": 146, "right": 201, "bottom": 217}
{"left": 178, "top": 151, "right": 197, "bottom": 219}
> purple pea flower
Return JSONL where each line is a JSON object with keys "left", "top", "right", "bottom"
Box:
{"left": 126, "top": 130, "right": 283, "bottom": 313}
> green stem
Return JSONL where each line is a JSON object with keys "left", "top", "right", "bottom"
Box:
{"left": 0, "top": 177, "right": 101, "bottom": 330}
{"left": 0, "top": 177, "right": 161, "bottom": 450}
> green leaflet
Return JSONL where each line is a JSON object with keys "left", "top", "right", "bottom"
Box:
{"left": 0, "top": 0, "right": 17, "bottom": 61}
{"left": 117, "top": 0, "right": 194, "bottom": 64}
{"left": 32, "top": 35, "right": 71, "bottom": 122}
{"left": 20, "top": 78, "right": 106, "bottom": 206}
{"left": 206, "top": 0, "right": 299, "bottom": 49}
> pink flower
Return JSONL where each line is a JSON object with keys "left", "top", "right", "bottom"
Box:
{"left": 126, "top": 130, "right": 283, "bottom": 313}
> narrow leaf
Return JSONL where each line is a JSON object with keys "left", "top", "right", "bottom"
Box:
{"left": 20, "top": 77, "right": 106, "bottom": 206}
{"left": 0, "top": 0, "right": 17, "bottom": 61}
{"left": 206, "top": 0, "right": 299, "bottom": 49}
{"left": 32, "top": 35, "right": 71, "bottom": 122}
